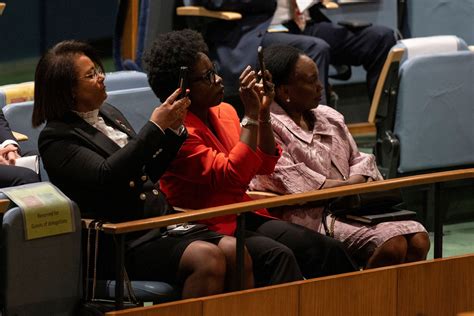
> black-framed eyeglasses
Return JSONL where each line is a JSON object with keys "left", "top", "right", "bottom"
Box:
{"left": 190, "top": 63, "right": 218, "bottom": 86}
{"left": 80, "top": 67, "right": 105, "bottom": 81}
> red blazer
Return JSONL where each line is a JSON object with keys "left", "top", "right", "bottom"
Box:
{"left": 161, "top": 103, "right": 280, "bottom": 235}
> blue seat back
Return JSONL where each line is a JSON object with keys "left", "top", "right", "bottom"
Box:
{"left": 2, "top": 101, "right": 39, "bottom": 155}
{"left": 104, "top": 71, "right": 149, "bottom": 92}
{"left": 0, "top": 71, "right": 148, "bottom": 109}
{"left": 105, "top": 87, "right": 161, "bottom": 132}
{"left": 0, "top": 190, "right": 82, "bottom": 315}
{"left": 394, "top": 50, "right": 474, "bottom": 173}
{"left": 389, "top": 36, "right": 473, "bottom": 174}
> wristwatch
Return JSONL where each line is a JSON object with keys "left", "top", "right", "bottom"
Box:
{"left": 240, "top": 116, "right": 259, "bottom": 128}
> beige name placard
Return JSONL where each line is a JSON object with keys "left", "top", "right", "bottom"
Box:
{"left": 2, "top": 183, "right": 74, "bottom": 240}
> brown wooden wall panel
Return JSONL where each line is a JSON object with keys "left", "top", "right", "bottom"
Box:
{"left": 299, "top": 269, "right": 397, "bottom": 316}
{"left": 106, "top": 300, "right": 202, "bottom": 316}
{"left": 202, "top": 283, "right": 299, "bottom": 316}
{"left": 106, "top": 255, "right": 474, "bottom": 316}
{"left": 398, "top": 255, "right": 474, "bottom": 316}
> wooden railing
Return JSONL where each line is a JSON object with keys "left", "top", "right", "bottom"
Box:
{"left": 101, "top": 168, "right": 473, "bottom": 235}
{"left": 86, "top": 168, "right": 474, "bottom": 309}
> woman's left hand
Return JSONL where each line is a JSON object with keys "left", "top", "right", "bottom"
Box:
{"left": 346, "top": 175, "right": 368, "bottom": 185}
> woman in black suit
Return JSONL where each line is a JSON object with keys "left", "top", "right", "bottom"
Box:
{"left": 33, "top": 40, "right": 254, "bottom": 297}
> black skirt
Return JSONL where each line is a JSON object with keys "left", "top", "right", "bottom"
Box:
{"left": 125, "top": 229, "right": 222, "bottom": 285}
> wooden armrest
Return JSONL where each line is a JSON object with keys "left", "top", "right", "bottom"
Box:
{"left": 79, "top": 168, "right": 474, "bottom": 235}
{"left": 368, "top": 47, "right": 405, "bottom": 124}
{"left": 346, "top": 122, "right": 376, "bottom": 137}
{"left": 12, "top": 131, "right": 28, "bottom": 141}
{"left": 247, "top": 191, "right": 279, "bottom": 200}
{"left": 176, "top": 6, "right": 242, "bottom": 21}
{"left": 321, "top": 1, "right": 339, "bottom": 9}
{"left": 0, "top": 3, "right": 6, "bottom": 15}
{"left": 0, "top": 198, "right": 10, "bottom": 214}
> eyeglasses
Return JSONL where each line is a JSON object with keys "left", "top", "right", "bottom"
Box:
{"left": 191, "top": 64, "right": 218, "bottom": 86}
{"left": 80, "top": 67, "right": 105, "bottom": 81}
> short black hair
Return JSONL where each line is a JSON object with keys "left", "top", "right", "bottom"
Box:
{"left": 32, "top": 40, "right": 104, "bottom": 127}
{"left": 143, "top": 29, "right": 209, "bottom": 101}
{"left": 263, "top": 45, "right": 304, "bottom": 87}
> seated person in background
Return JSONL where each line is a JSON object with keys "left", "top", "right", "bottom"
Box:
{"left": 185, "top": 0, "right": 394, "bottom": 106}
{"left": 34, "top": 40, "right": 254, "bottom": 297}
{"left": 0, "top": 111, "right": 39, "bottom": 187}
{"left": 265, "top": 0, "right": 397, "bottom": 103}
{"left": 144, "top": 29, "right": 357, "bottom": 287}
{"left": 250, "top": 45, "right": 430, "bottom": 268}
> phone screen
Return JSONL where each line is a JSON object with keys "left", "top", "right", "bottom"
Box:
{"left": 178, "top": 66, "right": 189, "bottom": 99}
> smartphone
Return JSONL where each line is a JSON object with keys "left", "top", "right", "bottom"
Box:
{"left": 257, "top": 46, "right": 269, "bottom": 93}
{"left": 178, "top": 66, "right": 189, "bottom": 99}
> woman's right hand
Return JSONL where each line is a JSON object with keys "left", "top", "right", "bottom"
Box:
{"left": 150, "top": 88, "right": 190, "bottom": 130}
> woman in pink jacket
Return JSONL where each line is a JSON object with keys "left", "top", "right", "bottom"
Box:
{"left": 250, "top": 45, "right": 430, "bottom": 268}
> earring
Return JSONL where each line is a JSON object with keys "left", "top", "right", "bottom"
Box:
{"left": 286, "top": 97, "right": 291, "bottom": 103}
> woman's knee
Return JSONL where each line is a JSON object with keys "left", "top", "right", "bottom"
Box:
{"left": 218, "top": 237, "right": 253, "bottom": 273}
{"left": 180, "top": 241, "right": 226, "bottom": 279}
{"left": 407, "top": 232, "right": 430, "bottom": 260}
{"left": 377, "top": 235, "right": 408, "bottom": 263}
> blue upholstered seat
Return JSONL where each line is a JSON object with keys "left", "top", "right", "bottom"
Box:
{"left": 373, "top": 35, "right": 474, "bottom": 178}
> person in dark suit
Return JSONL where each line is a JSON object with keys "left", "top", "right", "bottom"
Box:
{"left": 0, "top": 111, "right": 39, "bottom": 188}
{"left": 33, "top": 40, "right": 254, "bottom": 297}
{"left": 266, "top": 0, "right": 397, "bottom": 103}
{"left": 186, "top": 0, "right": 395, "bottom": 105}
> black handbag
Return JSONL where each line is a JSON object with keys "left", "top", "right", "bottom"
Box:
{"left": 80, "top": 221, "right": 141, "bottom": 315}
{"left": 322, "top": 189, "right": 406, "bottom": 236}
{"left": 327, "top": 189, "right": 404, "bottom": 217}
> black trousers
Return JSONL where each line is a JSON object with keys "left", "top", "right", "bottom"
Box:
{"left": 242, "top": 213, "right": 357, "bottom": 287}
{"left": 263, "top": 21, "right": 396, "bottom": 103}
{"left": 0, "top": 164, "right": 40, "bottom": 188}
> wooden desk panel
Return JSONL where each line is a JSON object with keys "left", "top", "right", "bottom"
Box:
{"left": 203, "top": 284, "right": 299, "bottom": 316}
{"left": 398, "top": 254, "right": 474, "bottom": 316}
{"left": 300, "top": 269, "right": 397, "bottom": 316}
{"left": 107, "top": 300, "right": 202, "bottom": 316}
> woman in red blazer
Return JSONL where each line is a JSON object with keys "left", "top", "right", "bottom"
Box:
{"left": 145, "top": 30, "right": 357, "bottom": 287}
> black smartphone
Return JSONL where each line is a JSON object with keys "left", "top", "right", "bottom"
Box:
{"left": 257, "top": 46, "right": 269, "bottom": 93}
{"left": 178, "top": 66, "right": 189, "bottom": 99}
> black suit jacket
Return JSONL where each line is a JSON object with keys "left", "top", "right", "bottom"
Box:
{"left": 38, "top": 103, "right": 187, "bottom": 223}
{"left": 0, "top": 109, "right": 16, "bottom": 143}
{"left": 193, "top": 0, "right": 277, "bottom": 95}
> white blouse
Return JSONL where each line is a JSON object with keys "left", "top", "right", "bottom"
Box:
{"left": 74, "top": 109, "right": 129, "bottom": 148}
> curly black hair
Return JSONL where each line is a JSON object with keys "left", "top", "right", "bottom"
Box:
{"left": 263, "top": 45, "right": 304, "bottom": 87}
{"left": 143, "top": 29, "right": 209, "bottom": 101}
